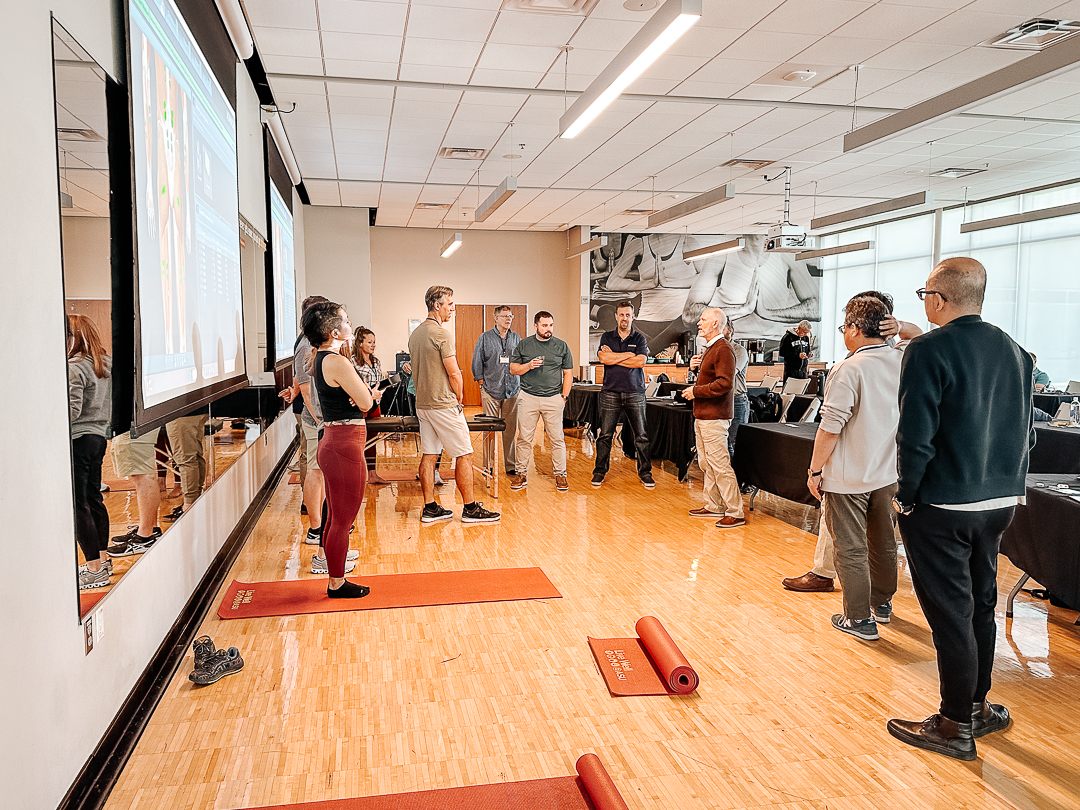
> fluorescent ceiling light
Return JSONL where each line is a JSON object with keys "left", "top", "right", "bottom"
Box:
{"left": 959, "top": 201, "right": 1080, "bottom": 233}
{"left": 441, "top": 232, "right": 462, "bottom": 258}
{"left": 843, "top": 32, "right": 1080, "bottom": 153}
{"left": 683, "top": 238, "right": 744, "bottom": 262}
{"left": 262, "top": 109, "right": 303, "bottom": 186}
{"left": 811, "top": 192, "right": 931, "bottom": 232}
{"left": 559, "top": 0, "right": 701, "bottom": 139}
{"left": 648, "top": 183, "right": 734, "bottom": 229}
{"left": 475, "top": 176, "right": 517, "bottom": 222}
{"left": 795, "top": 241, "right": 875, "bottom": 262}
{"left": 565, "top": 225, "right": 607, "bottom": 259}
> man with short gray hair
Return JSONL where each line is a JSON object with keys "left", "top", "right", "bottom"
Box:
{"left": 779, "top": 319, "right": 812, "bottom": 381}
{"left": 471, "top": 305, "right": 521, "bottom": 478}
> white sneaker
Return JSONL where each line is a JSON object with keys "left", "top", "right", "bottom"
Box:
{"left": 311, "top": 555, "right": 357, "bottom": 574}
{"left": 304, "top": 529, "right": 322, "bottom": 545}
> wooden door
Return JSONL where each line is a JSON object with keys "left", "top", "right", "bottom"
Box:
{"left": 66, "top": 299, "right": 113, "bottom": 353}
{"left": 454, "top": 304, "right": 485, "bottom": 406}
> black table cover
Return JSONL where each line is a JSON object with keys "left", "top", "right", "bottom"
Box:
{"left": 1030, "top": 425, "right": 1080, "bottom": 474}
{"left": 732, "top": 422, "right": 818, "bottom": 506}
{"left": 565, "top": 384, "right": 602, "bottom": 429}
{"left": 657, "top": 381, "right": 689, "bottom": 397}
{"left": 1034, "top": 392, "right": 1073, "bottom": 416}
{"left": 1000, "top": 474, "right": 1080, "bottom": 611}
{"left": 643, "top": 399, "right": 695, "bottom": 479}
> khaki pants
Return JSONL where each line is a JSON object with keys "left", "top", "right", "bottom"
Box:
{"left": 515, "top": 391, "right": 566, "bottom": 476}
{"left": 694, "top": 419, "right": 744, "bottom": 518}
{"left": 295, "top": 412, "right": 308, "bottom": 487}
{"left": 481, "top": 390, "right": 518, "bottom": 474}
{"left": 165, "top": 415, "right": 209, "bottom": 506}
{"left": 811, "top": 520, "right": 837, "bottom": 580}
{"left": 823, "top": 484, "right": 898, "bottom": 620}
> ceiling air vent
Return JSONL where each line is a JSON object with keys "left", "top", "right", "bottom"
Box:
{"left": 981, "top": 19, "right": 1080, "bottom": 51}
{"left": 500, "top": 0, "right": 600, "bottom": 16}
{"left": 931, "top": 168, "right": 986, "bottom": 179}
{"left": 720, "top": 158, "right": 774, "bottom": 171}
{"left": 619, "top": 209, "right": 655, "bottom": 216}
{"left": 415, "top": 202, "right": 452, "bottom": 210}
{"left": 437, "top": 147, "right": 489, "bottom": 160}
{"left": 58, "top": 127, "right": 104, "bottom": 142}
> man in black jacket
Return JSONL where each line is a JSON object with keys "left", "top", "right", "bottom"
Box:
{"left": 778, "top": 320, "right": 812, "bottom": 381}
{"left": 887, "top": 257, "right": 1035, "bottom": 761}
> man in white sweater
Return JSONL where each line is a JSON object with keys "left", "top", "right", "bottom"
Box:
{"left": 806, "top": 295, "right": 906, "bottom": 640}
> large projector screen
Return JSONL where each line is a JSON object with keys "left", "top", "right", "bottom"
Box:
{"left": 129, "top": 0, "right": 244, "bottom": 417}
{"left": 269, "top": 183, "right": 296, "bottom": 365}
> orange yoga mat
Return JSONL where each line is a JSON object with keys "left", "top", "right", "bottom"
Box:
{"left": 588, "top": 616, "right": 700, "bottom": 697}
{"left": 217, "top": 567, "right": 561, "bottom": 620}
{"left": 238, "top": 754, "right": 628, "bottom": 810}
{"left": 80, "top": 589, "right": 107, "bottom": 616}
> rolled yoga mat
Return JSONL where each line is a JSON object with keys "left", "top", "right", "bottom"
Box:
{"left": 588, "top": 615, "right": 700, "bottom": 697}
{"left": 233, "top": 753, "right": 628, "bottom": 810}
{"left": 217, "top": 567, "right": 561, "bottom": 619}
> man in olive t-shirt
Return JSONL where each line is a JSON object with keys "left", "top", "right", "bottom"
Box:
{"left": 509, "top": 310, "right": 574, "bottom": 492}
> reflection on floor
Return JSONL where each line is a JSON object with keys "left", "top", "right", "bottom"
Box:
{"left": 103, "top": 420, "right": 1080, "bottom": 810}
{"left": 79, "top": 419, "right": 260, "bottom": 613}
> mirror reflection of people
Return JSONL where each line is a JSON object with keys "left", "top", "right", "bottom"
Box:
{"left": 67, "top": 315, "right": 114, "bottom": 590}
{"left": 106, "top": 425, "right": 163, "bottom": 558}
{"left": 163, "top": 408, "right": 208, "bottom": 521}
{"left": 351, "top": 327, "right": 390, "bottom": 485}
{"left": 1029, "top": 352, "right": 1050, "bottom": 390}
{"left": 303, "top": 302, "right": 374, "bottom": 598}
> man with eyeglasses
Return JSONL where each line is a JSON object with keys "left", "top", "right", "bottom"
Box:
{"left": 887, "top": 257, "right": 1035, "bottom": 761}
{"left": 471, "top": 306, "right": 521, "bottom": 480}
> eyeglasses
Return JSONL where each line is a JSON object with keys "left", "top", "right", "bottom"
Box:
{"left": 916, "top": 288, "right": 948, "bottom": 302}
{"left": 837, "top": 323, "right": 851, "bottom": 333}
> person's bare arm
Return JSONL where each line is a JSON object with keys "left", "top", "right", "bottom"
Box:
{"left": 561, "top": 369, "right": 573, "bottom": 399}
{"left": 616, "top": 353, "right": 647, "bottom": 368}
{"left": 807, "top": 428, "right": 841, "bottom": 500}
{"left": 880, "top": 315, "right": 923, "bottom": 341}
{"left": 598, "top": 345, "right": 634, "bottom": 365}
{"left": 604, "top": 238, "right": 650, "bottom": 291}
{"left": 511, "top": 357, "right": 542, "bottom": 375}
{"left": 443, "top": 355, "right": 464, "bottom": 404}
{"left": 322, "top": 354, "right": 374, "bottom": 412}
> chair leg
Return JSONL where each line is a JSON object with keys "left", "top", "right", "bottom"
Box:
{"left": 1006, "top": 573, "right": 1031, "bottom": 619}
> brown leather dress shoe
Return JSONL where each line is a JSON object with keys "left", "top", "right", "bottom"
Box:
{"left": 782, "top": 572, "right": 835, "bottom": 592}
{"left": 971, "top": 702, "right": 1011, "bottom": 738}
{"left": 887, "top": 714, "right": 976, "bottom": 761}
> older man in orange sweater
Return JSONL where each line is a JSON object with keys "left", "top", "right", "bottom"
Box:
{"left": 682, "top": 307, "right": 745, "bottom": 528}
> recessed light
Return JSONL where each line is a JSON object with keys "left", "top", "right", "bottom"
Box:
{"left": 783, "top": 70, "right": 817, "bottom": 83}
{"left": 904, "top": 169, "right": 925, "bottom": 175}
{"left": 623, "top": 0, "right": 659, "bottom": 9}
{"left": 931, "top": 167, "right": 986, "bottom": 179}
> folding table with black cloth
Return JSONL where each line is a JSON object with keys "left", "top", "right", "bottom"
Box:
{"left": 1034, "top": 392, "right": 1073, "bottom": 417}
{"left": 1001, "top": 474, "right": 1080, "bottom": 622}
{"left": 1030, "top": 425, "right": 1080, "bottom": 474}
{"left": 732, "top": 422, "right": 818, "bottom": 508}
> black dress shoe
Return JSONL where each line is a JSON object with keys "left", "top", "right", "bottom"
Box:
{"left": 971, "top": 702, "right": 1011, "bottom": 738}
{"left": 887, "top": 713, "right": 976, "bottom": 761}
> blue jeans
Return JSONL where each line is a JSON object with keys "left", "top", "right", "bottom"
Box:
{"left": 728, "top": 394, "right": 749, "bottom": 457}
{"left": 593, "top": 391, "right": 651, "bottom": 479}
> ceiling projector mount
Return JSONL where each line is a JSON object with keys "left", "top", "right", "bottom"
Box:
{"left": 762, "top": 166, "right": 809, "bottom": 252}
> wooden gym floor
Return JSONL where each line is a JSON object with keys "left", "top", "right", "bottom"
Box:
{"left": 103, "top": 420, "right": 1080, "bottom": 810}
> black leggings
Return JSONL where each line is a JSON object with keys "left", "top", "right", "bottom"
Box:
{"left": 72, "top": 435, "right": 109, "bottom": 561}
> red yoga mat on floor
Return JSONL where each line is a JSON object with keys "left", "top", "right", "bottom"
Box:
{"left": 217, "top": 567, "right": 561, "bottom": 620}
{"left": 80, "top": 589, "right": 107, "bottom": 616}
{"left": 588, "top": 616, "right": 700, "bottom": 696}
{"left": 238, "top": 754, "right": 628, "bottom": 810}
{"left": 289, "top": 473, "right": 301, "bottom": 484}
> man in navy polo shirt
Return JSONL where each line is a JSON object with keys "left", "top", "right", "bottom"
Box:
{"left": 592, "top": 300, "right": 654, "bottom": 489}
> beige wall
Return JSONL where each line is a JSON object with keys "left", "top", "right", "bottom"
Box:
{"left": 302, "top": 205, "right": 372, "bottom": 330}
{"left": 368, "top": 226, "right": 581, "bottom": 366}
{"left": 60, "top": 215, "right": 111, "bottom": 299}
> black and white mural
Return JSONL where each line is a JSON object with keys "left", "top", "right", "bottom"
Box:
{"left": 589, "top": 232, "right": 821, "bottom": 359}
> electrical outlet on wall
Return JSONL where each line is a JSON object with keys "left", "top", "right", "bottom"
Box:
{"left": 84, "top": 616, "right": 94, "bottom": 655}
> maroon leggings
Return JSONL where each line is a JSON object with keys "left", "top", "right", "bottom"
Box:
{"left": 316, "top": 423, "right": 367, "bottom": 577}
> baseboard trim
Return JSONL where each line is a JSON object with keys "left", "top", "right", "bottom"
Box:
{"left": 58, "top": 435, "right": 298, "bottom": 810}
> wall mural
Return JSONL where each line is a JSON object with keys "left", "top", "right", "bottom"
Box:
{"left": 589, "top": 232, "right": 822, "bottom": 360}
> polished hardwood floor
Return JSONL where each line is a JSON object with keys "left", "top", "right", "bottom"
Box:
{"left": 104, "top": 419, "right": 1080, "bottom": 810}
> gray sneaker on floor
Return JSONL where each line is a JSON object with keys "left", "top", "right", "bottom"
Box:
{"left": 189, "top": 647, "right": 244, "bottom": 686}
{"left": 462, "top": 502, "right": 501, "bottom": 523}
{"left": 192, "top": 635, "right": 218, "bottom": 668}
{"left": 831, "top": 613, "right": 879, "bottom": 640}
{"left": 311, "top": 555, "right": 358, "bottom": 574}
{"left": 78, "top": 564, "right": 110, "bottom": 591}
{"left": 421, "top": 503, "right": 454, "bottom": 524}
{"left": 873, "top": 601, "right": 893, "bottom": 623}
{"left": 106, "top": 527, "right": 162, "bottom": 558}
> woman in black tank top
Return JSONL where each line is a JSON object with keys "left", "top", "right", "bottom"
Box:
{"left": 301, "top": 302, "right": 374, "bottom": 599}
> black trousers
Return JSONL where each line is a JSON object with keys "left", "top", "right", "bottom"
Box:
{"left": 72, "top": 434, "right": 110, "bottom": 561}
{"left": 899, "top": 504, "right": 1015, "bottom": 723}
{"left": 592, "top": 391, "right": 651, "bottom": 478}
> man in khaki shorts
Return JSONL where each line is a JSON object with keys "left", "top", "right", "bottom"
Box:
{"left": 106, "top": 427, "right": 163, "bottom": 556}
{"left": 408, "top": 285, "right": 500, "bottom": 525}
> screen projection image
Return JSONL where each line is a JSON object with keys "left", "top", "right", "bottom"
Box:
{"left": 269, "top": 183, "right": 296, "bottom": 363}
{"left": 129, "top": 0, "right": 244, "bottom": 410}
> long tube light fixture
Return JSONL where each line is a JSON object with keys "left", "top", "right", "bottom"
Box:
{"left": 475, "top": 175, "right": 517, "bottom": 222}
{"left": 843, "top": 33, "right": 1080, "bottom": 154}
{"left": 559, "top": 0, "right": 701, "bottom": 139}
{"left": 262, "top": 109, "right": 303, "bottom": 186}
{"left": 683, "top": 238, "right": 744, "bottom": 262}
{"left": 565, "top": 226, "right": 607, "bottom": 259}
{"left": 214, "top": 0, "right": 254, "bottom": 60}
{"left": 441, "top": 232, "right": 462, "bottom": 258}
{"left": 959, "top": 201, "right": 1080, "bottom": 233}
{"left": 648, "top": 183, "right": 734, "bottom": 229}
{"left": 810, "top": 191, "right": 932, "bottom": 232}
{"left": 795, "top": 241, "right": 875, "bottom": 262}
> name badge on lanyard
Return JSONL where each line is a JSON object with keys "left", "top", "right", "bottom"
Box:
{"left": 500, "top": 352, "right": 510, "bottom": 364}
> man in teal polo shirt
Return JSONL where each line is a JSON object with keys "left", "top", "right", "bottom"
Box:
{"left": 509, "top": 311, "right": 574, "bottom": 492}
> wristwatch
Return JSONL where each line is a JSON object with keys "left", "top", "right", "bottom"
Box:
{"left": 892, "top": 497, "right": 914, "bottom": 515}
{"left": 808, "top": 469, "right": 822, "bottom": 478}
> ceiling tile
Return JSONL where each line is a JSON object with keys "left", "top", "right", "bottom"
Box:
{"left": 469, "top": 68, "right": 545, "bottom": 88}
{"left": 322, "top": 59, "right": 399, "bottom": 80}
{"left": 318, "top": 0, "right": 408, "bottom": 36}
{"left": 244, "top": 0, "right": 318, "bottom": 30}
{"left": 477, "top": 43, "right": 562, "bottom": 73}
{"left": 401, "top": 37, "right": 485, "bottom": 68}
{"left": 568, "top": 18, "right": 644, "bottom": 52}
{"left": 261, "top": 54, "right": 326, "bottom": 74}
{"left": 757, "top": 0, "right": 873, "bottom": 35}
{"left": 488, "top": 11, "right": 583, "bottom": 45}
{"left": 252, "top": 27, "right": 322, "bottom": 58}
{"left": 405, "top": 6, "right": 498, "bottom": 41}
{"left": 321, "top": 31, "right": 403, "bottom": 62}
{"left": 720, "top": 30, "right": 821, "bottom": 63}
{"left": 909, "top": 10, "right": 1035, "bottom": 46}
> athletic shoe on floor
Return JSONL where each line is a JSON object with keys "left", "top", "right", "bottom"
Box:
{"left": 971, "top": 702, "right": 1011, "bottom": 737}
{"left": 434, "top": 472, "right": 447, "bottom": 486}
{"left": 689, "top": 507, "right": 722, "bottom": 518}
{"left": 100, "top": 482, "right": 110, "bottom": 493}
{"left": 192, "top": 635, "right": 217, "bottom": 668}
{"left": 591, "top": 473, "right": 604, "bottom": 488}
{"left": 189, "top": 647, "right": 244, "bottom": 686}
{"left": 640, "top": 473, "right": 656, "bottom": 489}
{"left": 873, "top": 601, "right": 893, "bottom": 623}
{"left": 304, "top": 529, "right": 323, "bottom": 545}
{"left": 162, "top": 505, "right": 185, "bottom": 522}
{"left": 421, "top": 503, "right": 454, "bottom": 524}
{"left": 106, "top": 527, "right": 162, "bottom": 558}
{"left": 462, "top": 502, "right": 501, "bottom": 523}
{"left": 510, "top": 474, "right": 527, "bottom": 491}
{"left": 715, "top": 516, "right": 747, "bottom": 528}
{"left": 555, "top": 474, "right": 569, "bottom": 492}
{"left": 288, "top": 462, "right": 300, "bottom": 473}
{"left": 831, "top": 613, "right": 879, "bottom": 640}
{"left": 78, "top": 564, "right": 110, "bottom": 590}
{"left": 311, "top": 555, "right": 358, "bottom": 574}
